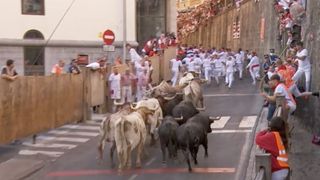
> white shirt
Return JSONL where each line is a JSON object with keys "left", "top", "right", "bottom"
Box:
{"left": 275, "top": 83, "right": 295, "bottom": 106}
{"left": 235, "top": 53, "right": 243, "bottom": 64}
{"left": 183, "top": 57, "right": 191, "bottom": 66}
{"left": 108, "top": 73, "right": 121, "bottom": 91}
{"left": 247, "top": 56, "right": 260, "bottom": 68}
{"left": 226, "top": 59, "right": 235, "bottom": 73}
{"left": 170, "top": 59, "right": 182, "bottom": 71}
{"left": 203, "top": 58, "right": 212, "bottom": 69}
{"left": 188, "top": 60, "right": 196, "bottom": 72}
{"left": 86, "top": 62, "right": 100, "bottom": 70}
{"left": 129, "top": 48, "right": 142, "bottom": 63}
{"left": 296, "top": 49, "right": 310, "bottom": 70}
{"left": 213, "top": 58, "right": 223, "bottom": 68}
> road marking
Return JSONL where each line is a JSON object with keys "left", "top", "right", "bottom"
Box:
{"left": 211, "top": 129, "right": 252, "bottom": 134}
{"left": 47, "top": 167, "right": 236, "bottom": 177}
{"left": 204, "top": 93, "right": 259, "bottom": 97}
{"left": 128, "top": 174, "right": 138, "bottom": 180}
{"left": 84, "top": 121, "right": 101, "bottom": 126}
{"left": 36, "top": 136, "right": 89, "bottom": 143}
{"left": 211, "top": 116, "right": 230, "bottom": 129}
{"left": 22, "top": 142, "right": 77, "bottom": 150}
{"left": 48, "top": 130, "right": 99, "bottom": 137}
{"left": 239, "top": 116, "right": 257, "bottom": 128}
{"left": 19, "top": 150, "right": 64, "bottom": 158}
{"left": 145, "top": 157, "right": 156, "bottom": 166}
{"left": 61, "top": 125, "right": 100, "bottom": 131}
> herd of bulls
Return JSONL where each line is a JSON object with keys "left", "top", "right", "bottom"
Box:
{"left": 98, "top": 73, "right": 220, "bottom": 172}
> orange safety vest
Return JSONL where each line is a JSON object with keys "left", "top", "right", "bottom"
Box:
{"left": 273, "top": 132, "right": 289, "bottom": 168}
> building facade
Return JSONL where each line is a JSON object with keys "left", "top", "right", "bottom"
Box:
{"left": 0, "top": 0, "right": 176, "bottom": 75}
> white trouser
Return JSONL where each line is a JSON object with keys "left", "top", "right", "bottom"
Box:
{"left": 272, "top": 169, "right": 289, "bottom": 180}
{"left": 121, "top": 86, "right": 132, "bottom": 103}
{"left": 225, "top": 72, "right": 234, "bottom": 88}
{"left": 236, "top": 63, "right": 243, "bottom": 78}
{"left": 204, "top": 67, "right": 211, "bottom": 83}
{"left": 250, "top": 67, "right": 260, "bottom": 84}
{"left": 171, "top": 69, "right": 179, "bottom": 86}
{"left": 292, "top": 68, "right": 311, "bottom": 92}
{"left": 137, "top": 86, "right": 146, "bottom": 101}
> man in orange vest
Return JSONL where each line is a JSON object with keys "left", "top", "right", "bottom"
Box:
{"left": 256, "top": 117, "right": 289, "bottom": 180}
{"left": 51, "top": 60, "right": 65, "bottom": 75}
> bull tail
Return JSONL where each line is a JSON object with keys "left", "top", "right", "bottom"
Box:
{"left": 114, "top": 117, "right": 128, "bottom": 169}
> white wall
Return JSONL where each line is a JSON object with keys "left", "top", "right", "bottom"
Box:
{"left": 0, "top": 0, "right": 136, "bottom": 42}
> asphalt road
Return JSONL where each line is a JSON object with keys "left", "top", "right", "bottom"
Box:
{"left": 4, "top": 74, "right": 263, "bottom": 180}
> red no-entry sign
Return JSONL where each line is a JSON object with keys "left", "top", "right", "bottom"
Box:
{"left": 102, "top": 30, "right": 115, "bottom": 45}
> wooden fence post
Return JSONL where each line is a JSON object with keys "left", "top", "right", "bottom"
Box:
{"left": 82, "top": 68, "right": 92, "bottom": 121}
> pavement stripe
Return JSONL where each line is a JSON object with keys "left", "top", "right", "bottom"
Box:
{"left": 48, "top": 130, "right": 99, "bottom": 137}
{"left": 239, "top": 116, "right": 257, "bottom": 128}
{"left": 204, "top": 93, "right": 259, "bottom": 97}
{"left": 61, "top": 125, "right": 100, "bottom": 131}
{"left": 36, "top": 136, "right": 89, "bottom": 143}
{"left": 211, "top": 116, "right": 230, "bottom": 129}
{"left": 19, "top": 150, "right": 64, "bottom": 158}
{"left": 211, "top": 129, "right": 252, "bottom": 134}
{"left": 84, "top": 121, "right": 101, "bottom": 126}
{"left": 22, "top": 142, "right": 77, "bottom": 150}
{"left": 47, "top": 167, "right": 236, "bottom": 177}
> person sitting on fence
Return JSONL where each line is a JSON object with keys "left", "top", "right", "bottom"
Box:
{"left": 261, "top": 74, "right": 296, "bottom": 116}
{"left": 51, "top": 60, "right": 65, "bottom": 75}
{"left": 256, "top": 116, "right": 289, "bottom": 180}
{"left": 121, "top": 68, "right": 136, "bottom": 104}
{"left": 68, "top": 59, "right": 81, "bottom": 74}
{"left": 1, "top": 59, "right": 18, "bottom": 81}
{"left": 108, "top": 67, "right": 121, "bottom": 112}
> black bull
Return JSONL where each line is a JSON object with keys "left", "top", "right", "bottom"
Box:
{"left": 176, "top": 113, "right": 219, "bottom": 172}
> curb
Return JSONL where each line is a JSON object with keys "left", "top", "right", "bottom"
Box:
{"left": 235, "top": 107, "right": 265, "bottom": 180}
{"left": 0, "top": 158, "right": 44, "bottom": 180}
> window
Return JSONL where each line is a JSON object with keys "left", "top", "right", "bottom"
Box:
{"left": 23, "top": 30, "right": 45, "bottom": 76}
{"left": 21, "top": 0, "right": 45, "bottom": 15}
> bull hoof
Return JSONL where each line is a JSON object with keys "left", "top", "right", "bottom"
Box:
{"left": 204, "top": 154, "right": 208, "bottom": 158}
{"left": 136, "top": 164, "right": 142, "bottom": 169}
{"left": 162, "top": 161, "right": 166, "bottom": 165}
{"left": 188, "top": 168, "right": 192, "bottom": 172}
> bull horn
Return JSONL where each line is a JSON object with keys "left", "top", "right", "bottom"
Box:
{"left": 163, "top": 94, "right": 177, "bottom": 100}
{"left": 209, "top": 116, "right": 221, "bottom": 121}
{"left": 114, "top": 100, "right": 125, "bottom": 106}
{"left": 176, "top": 92, "right": 184, "bottom": 95}
{"left": 174, "top": 116, "right": 184, "bottom": 121}
{"left": 196, "top": 106, "right": 206, "bottom": 111}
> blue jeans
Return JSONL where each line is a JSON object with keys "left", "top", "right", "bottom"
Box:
{"left": 267, "top": 103, "right": 276, "bottom": 121}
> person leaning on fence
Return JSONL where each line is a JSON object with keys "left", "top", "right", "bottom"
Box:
{"left": 51, "top": 60, "right": 65, "bottom": 75}
{"left": 1, "top": 59, "right": 18, "bottom": 81}
{"left": 256, "top": 117, "right": 289, "bottom": 180}
{"left": 68, "top": 59, "right": 81, "bottom": 74}
{"left": 261, "top": 74, "right": 296, "bottom": 117}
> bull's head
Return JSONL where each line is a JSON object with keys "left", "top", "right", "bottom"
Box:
{"left": 208, "top": 116, "right": 221, "bottom": 133}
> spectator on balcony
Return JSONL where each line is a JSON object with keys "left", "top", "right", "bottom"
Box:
{"left": 1, "top": 59, "right": 18, "bottom": 81}
{"left": 256, "top": 116, "right": 289, "bottom": 180}
{"left": 51, "top": 60, "right": 65, "bottom": 75}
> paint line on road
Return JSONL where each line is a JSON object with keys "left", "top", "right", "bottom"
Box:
{"left": 36, "top": 136, "right": 89, "bottom": 143}
{"left": 128, "top": 174, "right": 138, "bottom": 180}
{"left": 48, "top": 130, "right": 99, "bottom": 137}
{"left": 211, "top": 116, "right": 230, "bottom": 129}
{"left": 19, "top": 150, "right": 64, "bottom": 158}
{"left": 84, "top": 121, "right": 101, "bottom": 126}
{"left": 61, "top": 125, "right": 100, "bottom": 131}
{"left": 211, "top": 129, "right": 252, "bottom": 134}
{"left": 145, "top": 157, "right": 156, "bottom": 166}
{"left": 204, "top": 93, "right": 259, "bottom": 97}
{"left": 22, "top": 142, "right": 77, "bottom": 150}
{"left": 239, "top": 116, "right": 257, "bottom": 128}
{"left": 47, "top": 167, "right": 236, "bottom": 177}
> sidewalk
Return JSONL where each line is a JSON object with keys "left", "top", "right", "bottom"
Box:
{"left": 288, "top": 116, "right": 320, "bottom": 180}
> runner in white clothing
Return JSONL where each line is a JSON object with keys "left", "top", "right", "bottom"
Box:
{"left": 235, "top": 49, "right": 244, "bottom": 79}
{"left": 170, "top": 57, "right": 182, "bottom": 86}
{"left": 202, "top": 55, "right": 212, "bottom": 84}
{"left": 292, "top": 42, "right": 311, "bottom": 91}
{"left": 225, "top": 56, "right": 235, "bottom": 88}
{"left": 246, "top": 52, "right": 260, "bottom": 85}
